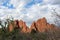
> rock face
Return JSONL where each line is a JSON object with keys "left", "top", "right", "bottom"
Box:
{"left": 30, "top": 17, "right": 57, "bottom": 32}
{"left": 30, "top": 17, "right": 47, "bottom": 32}
{"left": 8, "top": 17, "right": 58, "bottom": 33}
{"left": 29, "top": 21, "right": 37, "bottom": 32}
{"left": 9, "top": 23, "right": 14, "bottom": 32}
{"left": 35, "top": 17, "right": 47, "bottom": 32}
{"left": 18, "top": 20, "right": 29, "bottom": 33}
{"left": 8, "top": 20, "right": 29, "bottom": 33}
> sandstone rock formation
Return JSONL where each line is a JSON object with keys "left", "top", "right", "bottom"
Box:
{"left": 18, "top": 20, "right": 29, "bottom": 33}
{"left": 8, "top": 17, "right": 58, "bottom": 33}
{"left": 29, "top": 21, "right": 37, "bottom": 32}
{"left": 8, "top": 20, "right": 29, "bottom": 33}
{"left": 9, "top": 23, "right": 14, "bottom": 32}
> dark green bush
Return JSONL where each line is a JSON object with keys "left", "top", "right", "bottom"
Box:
{"left": 0, "top": 19, "right": 60, "bottom": 40}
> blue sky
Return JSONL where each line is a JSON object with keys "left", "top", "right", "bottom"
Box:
{"left": 0, "top": 0, "right": 60, "bottom": 26}
{"left": 0, "top": 0, "right": 14, "bottom": 8}
{"left": 25, "top": 0, "right": 42, "bottom": 8}
{"left": 0, "top": 0, "right": 43, "bottom": 8}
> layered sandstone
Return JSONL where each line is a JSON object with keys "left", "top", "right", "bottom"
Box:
{"left": 8, "top": 20, "right": 29, "bottom": 33}
{"left": 8, "top": 17, "right": 58, "bottom": 33}
{"left": 18, "top": 20, "right": 29, "bottom": 33}
{"left": 30, "top": 17, "right": 57, "bottom": 32}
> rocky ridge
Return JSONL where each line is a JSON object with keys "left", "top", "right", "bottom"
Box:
{"left": 8, "top": 17, "right": 58, "bottom": 33}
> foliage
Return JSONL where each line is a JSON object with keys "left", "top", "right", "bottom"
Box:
{"left": 0, "top": 18, "right": 60, "bottom": 40}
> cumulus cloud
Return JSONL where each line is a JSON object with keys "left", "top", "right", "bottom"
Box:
{"left": 0, "top": 0, "right": 60, "bottom": 26}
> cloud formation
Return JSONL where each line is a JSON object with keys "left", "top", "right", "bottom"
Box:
{"left": 0, "top": 0, "right": 60, "bottom": 26}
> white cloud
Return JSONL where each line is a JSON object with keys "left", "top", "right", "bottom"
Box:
{"left": 0, "top": 0, "right": 60, "bottom": 26}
